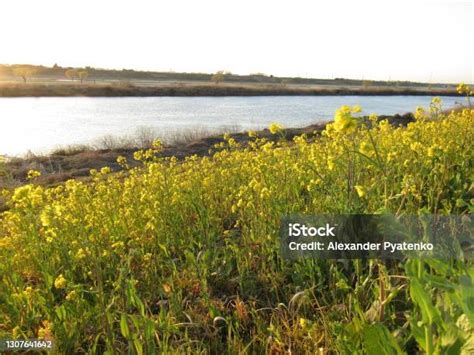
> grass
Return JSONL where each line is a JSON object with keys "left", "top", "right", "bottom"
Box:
{"left": 0, "top": 98, "right": 473, "bottom": 353}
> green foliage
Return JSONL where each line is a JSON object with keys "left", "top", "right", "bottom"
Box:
{"left": 362, "top": 323, "right": 403, "bottom": 355}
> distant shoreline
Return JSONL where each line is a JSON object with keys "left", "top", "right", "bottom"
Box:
{"left": 0, "top": 82, "right": 463, "bottom": 98}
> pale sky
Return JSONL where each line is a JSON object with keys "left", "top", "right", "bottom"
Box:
{"left": 0, "top": 0, "right": 472, "bottom": 83}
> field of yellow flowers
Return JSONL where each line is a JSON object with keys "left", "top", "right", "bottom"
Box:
{"left": 0, "top": 95, "right": 473, "bottom": 353}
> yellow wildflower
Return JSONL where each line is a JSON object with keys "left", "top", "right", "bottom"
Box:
{"left": 100, "top": 166, "right": 111, "bottom": 175}
{"left": 76, "top": 248, "right": 86, "bottom": 260}
{"left": 431, "top": 97, "right": 442, "bottom": 105}
{"left": 333, "top": 105, "right": 360, "bottom": 133}
{"left": 355, "top": 185, "right": 366, "bottom": 198}
{"left": 299, "top": 317, "right": 308, "bottom": 328}
{"left": 414, "top": 106, "right": 426, "bottom": 120}
{"left": 352, "top": 105, "right": 362, "bottom": 113}
{"left": 269, "top": 123, "right": 284, "bottom": 134}
{"left": 152, "top": 139, "right": 163, "bottom": 150}
{"left": 38, "top": 320, "right": 52, "bottom": 339}
{"left": 66, "top": 290, "right": 77, "bottom": 301}
{"left": 456, "top": 82, "right": 471, "bottom": 95}
{"left": 327, "top": 159, "right": 335, "bottom": 171}
{"left": 54, "top": 274, "right": 67, "bottom": 289}
{"left": 27, "top": 169, "right": 41, "bottom": 180}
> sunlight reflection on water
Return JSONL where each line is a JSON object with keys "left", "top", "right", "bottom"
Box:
{"left": 0, "top": 95, "right": 465, "bottom": 156}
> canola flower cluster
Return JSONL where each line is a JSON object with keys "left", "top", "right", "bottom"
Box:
{"left": 0, "top": 100, "right": 473, "bottom": 353}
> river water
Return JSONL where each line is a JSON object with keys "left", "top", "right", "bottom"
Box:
{"left": 0, "top": 95, "right": 465, "bottom": 156}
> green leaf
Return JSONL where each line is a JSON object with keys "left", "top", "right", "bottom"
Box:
{"left": 409, "top": 319, "right": 427, "bottom": 352}
{"left": 362, "top": 323, "right": 403, "bottom": 355}
{"left": 55, "top": 305, "right": 67, "bottom": 321}
{"left": 424, "top": 274, "right": 455, "bottom": 291}
{"left": 133, "top": 338, "right": 143, "bottom": 355}
{"left": 120, "top": 314, "right": 130, "bottom": 339}
{"left": 144, "top": 319, "right": 155, "bottom": 343}
{"left": 425, "top": 259, "right": 452, "bottom": 277}
{"left": 410, "top": 278, "right": 440, "bottom": 325}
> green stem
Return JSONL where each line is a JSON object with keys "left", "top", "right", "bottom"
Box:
{"left": 425, "top": 324, "right": 433, "bottom": 355}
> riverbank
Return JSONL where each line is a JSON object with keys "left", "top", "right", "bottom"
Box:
{"left": 0, "top": 82, "right": 462, "bottom": 97}
{"left": 0, "top": 113, "right": 415, "bottom": 190}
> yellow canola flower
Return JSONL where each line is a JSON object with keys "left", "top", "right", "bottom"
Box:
{"left": 116, "top": 155, "right": 127, "bottom": 166}
{"left": 333, "top": 105, "right": 361, "bottom": 133}
{"left": 11, "top": 184, "right": 44, "bottom": 207}
{"left": 40, "top": 208, "right": 52, "bottom": 227}
{"left": 355, "top": 185, "right": 366, "bottom": 198}
{"left": 76, "top": 248, "right": 87, "bottom": 260}
{"left": 24, "top": 286, "right": 34, "bottom": 296}
{"left": 27, "top": 169, "right": 41, "bottom": 180}
{"left": 54, "top": 274, "right": 67, "bottom": 289}
{"left": 100, "top": 166, "right": 111, "bottom": 175}
{"left": 456, "top": 82, "right": 471, "bottom": 95}
{"left": 414, "top": 107, "right": 426, "bottom": 120}
{"left": 66, "top": 290, "right": 77, "bottom": 301}
{"left": 352, "top": 105, "right": 362, "bottom": 113}
{"left": 269, "top": 123, "right": 284, "bottom": 134}
{"left": 327, "top": 159, "right": 335, "bottom": 171}
{"left": 299, "top": 318, "right": 308, "bottom": 328}
{"left": 38, "top": 321, "right": 52, "bottom": 339}
{"left": 152, "top": 139, "right": 163, "bottom": 150}
{"left": 431, "top": 97, "right": 442, "bottom": 105}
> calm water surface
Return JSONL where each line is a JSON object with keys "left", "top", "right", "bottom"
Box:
{"left": 0, "top": 96, "right": 465, "bottom": 156}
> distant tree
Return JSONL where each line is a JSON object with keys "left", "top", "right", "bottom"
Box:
{"left": 13, "top": 66, "right": 36, "bottom": 83}
{"left": 51, "top": 63, "right": 63, "bottom": 74}
{"left": 65, "top": 69, "right": 78, "bottom": 81}
{"left": 78, "top": 70, "right": 89, "bottom": 84}
{"left": 211, "top": 71, "right": 225, "bottom": 85}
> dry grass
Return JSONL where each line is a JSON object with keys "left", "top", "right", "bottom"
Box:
{"left": 0, "top": 82, "right": 462, "bottom": 97}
